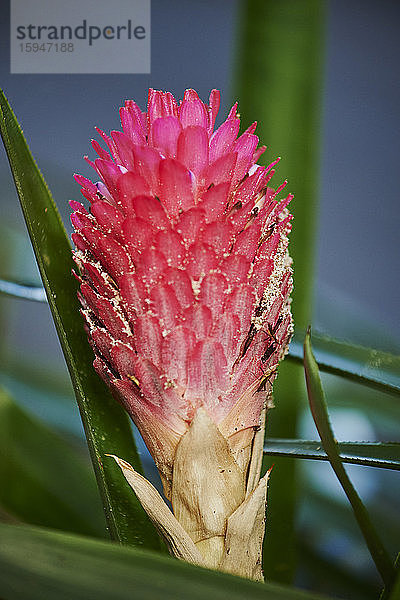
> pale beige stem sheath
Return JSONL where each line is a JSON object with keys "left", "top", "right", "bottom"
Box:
{"left": 111, "top": 405, "right": 269, "bottom": 581}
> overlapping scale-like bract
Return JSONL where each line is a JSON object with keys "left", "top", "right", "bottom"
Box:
{"left": 71, "top": 89, "right": 293, "bottom": 496}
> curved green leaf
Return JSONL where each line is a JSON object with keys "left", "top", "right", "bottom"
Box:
{"left": 304, "top": 329, "right": 396, "bottom": 590}
{"left": 0, "top": 523, "right": 331, "bottom": 600}
{"left": 0, "top": 386, "right": 105, "bottom": 536}
{"left": 0, "top": 88, "right": 161, "bottom": 550}
{"left": 389, "top": 579, "right": 400, "bottom": 600}
{"left": 0, "top": 277, "right": 46, "bottom": 302}
{"left": 264, "top": 439, "right": 400, "bottom": 471}
{"left": 388, "top": 559, "right": 400, "bottom": 600}
{"left": 290, "top": 331, "right": 400, "bottom": 397}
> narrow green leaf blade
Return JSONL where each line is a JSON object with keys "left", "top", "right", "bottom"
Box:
{"left": 264, "top": 439, "right": 400, "bottom": 470}
{"left": 0, "top": 523, "right": 332, "bottom": 600}
{"left": 234, "top": 0, "right": 325, "bottom": 583}
{"left": 289, "top": 331, "right": 400, "bottom": 396}
{"left": 388, "top": 559, "right": 400, "bottom": 600}
{"left": 303, "top": 329, "right": 396, "bottom": 590}
{"left": 0, "top": 386, "right": 105, "bottom": 536}
{"left": 0, "top": 89, "right": 161, "bottom": 550}
{"left": 0, "top": 277, "right": 46, "bottom": 302}
{"left": 389, "top": 578, "right": 400, "bottom": 600}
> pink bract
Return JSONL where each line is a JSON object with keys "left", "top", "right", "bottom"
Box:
{"left": 71, "top": 88, "right": 293, "bottom": 495}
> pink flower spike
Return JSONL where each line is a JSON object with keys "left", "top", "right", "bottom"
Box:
{"left": 221, "top": 254, "right": 251, "bottom": 284}
{"left": 266, "top": 156, "right": 281, "bottom": 172}
{"left": 233, "top": 165, "right": 267, "bottom": 206}
{"left": 71, "top": 89, "right": 293, "bottom": 579}
{"left": 225, "top": 283, "right": 256, "bottom": 332}
{"left": 78, "top": 258, "right": 116, "bottom": 299}
{"left": 71, "top": 232, "right": 89, "bottom": 253}
{"left": 70, "top": 211, "right": 93, "bottom": 232}
{"left": 211, "top": 314, "right": 242, "bottom": 372}
{"left": 136, "top": 247, "right": 168, "bottom": 284}
{"left": 273, "top": 179, "right": 288, "bottom": 199}
{"left": 97, "top": 235, "right": 132, "bottom": 280}
{"left": 84, "top": 155, "right": 96, "bottom": 171}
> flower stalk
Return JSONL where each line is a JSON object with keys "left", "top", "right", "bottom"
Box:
{"left": 71, "top": 89, "right": 293, "bottom": 580}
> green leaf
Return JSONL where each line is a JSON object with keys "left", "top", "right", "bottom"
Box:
{"left": 303, "top": 329, "right": 396, "bottom": 590}
{"left": 388, "top": 559, "right": 400, "bottom": 600}
{"left": 234, "top": 0, "right": 325, "bottom": 332}
{"left": 389, "top": 578, "right": 400, "bottom": 600}
{"left": 264, "top": 439, "right": 400, "bottom": 471}
{"left": 0, "top": 523, "right": 332, "bottom": 600}
{"left": 0, "top": 277, "right": 46, "bottom": 302}
{"left": 0, "top": 386, "right": 105, "bottom": 536}
{"left": 0, "top": 88, "right": 161, "bottom": 550}
{"left": 290, "top": 331, "right": 400, "bottom": 397}
{"left": 234, "top": 0, "right": 325, "bottom": 583}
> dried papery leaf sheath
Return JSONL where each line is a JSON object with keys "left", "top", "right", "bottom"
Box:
{"left": 71, "top": 89, "right": 293, "bottom": 579}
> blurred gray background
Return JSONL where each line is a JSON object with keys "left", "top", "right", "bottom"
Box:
{"left": 1, "top": 0, "right": 399, "bottom": 378}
